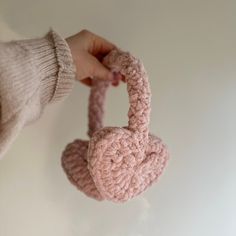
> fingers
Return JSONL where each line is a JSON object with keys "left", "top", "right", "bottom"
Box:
{"left": 89, "top": 32, "right": 116, "bottom": 56}
{"left": 80, "top": 78, "right": 92, "bottom": 87}
{"left": 80, "top": 75, "right": 124, "bottom": 87}
{"left": 80, "top": 72, "right": 125, "bottom": 87}
{"left": 80, "top": 74, "right": 125, "bottom": 87}
{"left": 67, "top": 29, "right": 126, "bottom": 88}
{"left": 88, "top": 53, "right": 114, "bottom": 81}
{"left": 111, "top": 72, "right": 124, "bottom": 86}
{"left": 89, "top": 55, "right": 126, "bottom": 84}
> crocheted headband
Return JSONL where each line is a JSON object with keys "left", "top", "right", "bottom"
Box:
{"left": 61, "top": 49, "right": 169, "bottom": 203}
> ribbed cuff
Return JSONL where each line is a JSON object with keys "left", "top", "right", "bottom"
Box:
{"left": 45, "top": 29, "right": 76, "bottom": 103}
{"left": 16, "top": 29, "right": 76, "bottom": 106}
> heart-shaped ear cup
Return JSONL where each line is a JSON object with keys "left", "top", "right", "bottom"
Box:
{"left": 61, "top": 49, "right": 169, "bottom": 202}
{"left": 61, "top": 77, "right": 109, "bottom": 201}
{"left": 87, "top": 128, "right": 169, "bottom": 202}
{"left": 61, "top": 139, "right": 104, "bottom": 201}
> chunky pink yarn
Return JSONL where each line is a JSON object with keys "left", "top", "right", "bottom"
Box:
{"left": 61, "top": 49, "right": 169, "bottom": 202}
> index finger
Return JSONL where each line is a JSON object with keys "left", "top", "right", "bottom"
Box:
{"left": 89, "top": 32, "right": 116, "bottom": 56}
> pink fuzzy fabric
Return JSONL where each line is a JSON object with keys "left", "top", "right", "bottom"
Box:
{"left": 61, "top": 49, "right": 169, "bottom": 202}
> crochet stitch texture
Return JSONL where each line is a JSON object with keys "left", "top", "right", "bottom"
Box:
{"left": 61, "top": 49, "right": 169, "bottom": 202}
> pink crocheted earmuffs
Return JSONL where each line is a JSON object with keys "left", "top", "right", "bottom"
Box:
{"left": 61, "top": 49, "right": 169, "bottom": 203}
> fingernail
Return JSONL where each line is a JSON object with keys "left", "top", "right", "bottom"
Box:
{"left": 112, "top": 81, "right": 119, "bottom": 86}
{"left": 112, "top": 71, "right": 117, "bottom": 79}
{"left": 113, "top": 71, "right": 121, "bottom": 81}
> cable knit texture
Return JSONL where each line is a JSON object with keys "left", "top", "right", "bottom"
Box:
{"left": 61, "top": 49, "right": 169, "bottom": 203}
{"left": 0, "top": 29, "right": 76, "bottom": 159}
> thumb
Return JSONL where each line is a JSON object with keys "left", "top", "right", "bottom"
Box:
{"left": 88, "top": 54, "right": 113, "bottom": 81}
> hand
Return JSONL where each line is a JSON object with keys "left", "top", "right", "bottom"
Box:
{"left": 66, "top": 29, "right": 124, "bottom": 87}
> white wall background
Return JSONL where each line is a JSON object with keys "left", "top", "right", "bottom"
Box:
{"left": 0, "top": 0, "right": 235, "bottom": 236}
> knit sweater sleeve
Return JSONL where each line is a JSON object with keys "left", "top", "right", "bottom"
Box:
{"left": 0, "top": 29, "right": 76, "bottom": 159}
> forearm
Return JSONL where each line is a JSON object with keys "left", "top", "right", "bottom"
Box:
{"left": 0, "top": 29, "right": 76, "bottom": 123}
{"left": 0, "top": 29, "right": 76, "bottom": 159}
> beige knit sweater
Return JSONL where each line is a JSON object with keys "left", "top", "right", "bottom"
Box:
{"left": 0, "top": 29, "right": 76, "bottom": 159}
